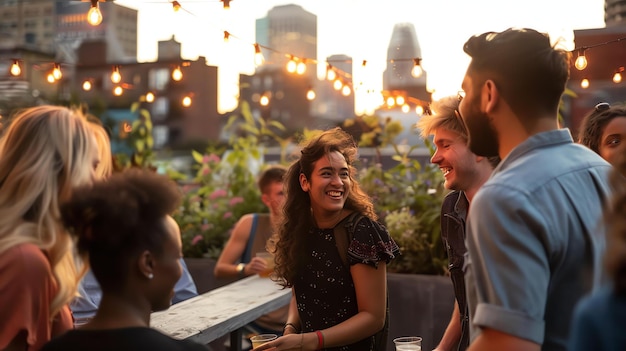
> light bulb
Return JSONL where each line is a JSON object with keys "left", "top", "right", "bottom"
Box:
{"left": 260, "top": 95, "right": 269, "bottom": 106}
{"left": 341, "top": 85, "right": 351, "bottom": 96}
{"left": 172, "top": 1, "right": 181, "bottom": 12}
{"left": 146, "top": 92, "right": 155, "bottom": 103}
{"left": 402, "top": 104, "right": 410, "bottom": 113}
{"left": 326, "top": 68, "right": 336, "bottom": 81}
{"left": 286, "top": 59, "right": 296, "bottom": 73}
{"left": 52, "top": 64, "right": 62, "bottom": 80}
{"left": 82, "top": 80, "right": 92, "bottom": 91}
{"left": 172, "top": 66, "right": 183, "bottom": 81}
{"left": 411, "top": 58, "right": 423, "bottom": 78}
{"left": 111, "top": 66, "right": 121, "bottom": 83}
{"left": 386, "top": 96, "right": 395, "bottom": 107}
{"left": 254, "top": 44, "right": 265, "bottom": 66}
{"left": 10, "top": 60, "right": 21, "bottom": 76}
{"left": 221, "top": 0, "right": 231, "bottom": 9}
{"left": 182, "top": 96, "right": 192, "bottom": 107}
{"left": 306, "top": 88, "right": 316, "bottom": 100}
{"left": 333, "top": 79, "right": 342, "bottom": 91}
{"left": 396, "top": 96, "right": 405, "bottom": 106}
{"left": 296, "top": 62, "right": 306, "bottom": 75}
{"left": 574, "top": 54, "right": 587, "bottom": 71}
{"left": 613, "top": 72, "right": 622, "bottom": 83}
{"left": 416, "top": 105, "right": 424, "bottom": 115}
{"left": 223, "top": 31, "right": 230, "bottom": 43}
{"left": 87, "top": 1, "right": 103, "bottom": 26}
{"left": 47, "top": 73, "right": 55, "bottom": 83}
{"left": 580, "top": 78, "right": 589, "bottom": 89}
{"left": 113, "top": 86, "right": 123, "bottom": 96}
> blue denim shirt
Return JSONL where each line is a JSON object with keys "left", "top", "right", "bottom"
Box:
{"left": 71, "top": 258, "right": 198, "bottom": 322}
{"left": 464, "top": 129, "right": 612, "bottom": 350}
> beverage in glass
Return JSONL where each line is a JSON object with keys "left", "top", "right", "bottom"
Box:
{"left": 393, "top": 336, "right": 422, "bottom": 351}
{"left": 250, "top": 334, "right": 277, "bottom": 348}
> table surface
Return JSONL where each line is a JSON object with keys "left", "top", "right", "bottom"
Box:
{"left": 151, "top": 274, "right": 291, "bottom": 345}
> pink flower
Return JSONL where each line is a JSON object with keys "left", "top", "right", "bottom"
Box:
{"left": 202, "top": 155, "right": 210, "bottom": 163}
{"left": 209, "top": 189, "right": 227, "bottom": 200}
{"left": 202, "top": 167, "right": 211, "bottom": 176}
{"left": 223, "top": 212, "right": 233, "bottom": 219}
{"left": 229, "top": 197, "right": 244, "bottom": 206}
{"left": 191, "top": 235, "right": 203, "bottom": 245}
{"left": 201, "top": 223, "right": 211, "bottom": 231}
{"left": 207, "top": 154, "right": 221, "bottom": 163}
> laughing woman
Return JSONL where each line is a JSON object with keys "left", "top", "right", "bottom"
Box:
{"left": 258, "top": 127, "right": 399, "bottom": 351}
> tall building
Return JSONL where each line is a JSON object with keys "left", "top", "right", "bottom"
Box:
{"left": 311, "top": 54, "right": 355, "bottom": 124}
{"left": 383, "top": 23, "right": 430, "bottom": 102}
{"left": 255, "top": 4, "right": 317, "bottom": 81}
{"left": 0, "top": 0, "right": 56, "bottom": 54}
{"left": 605, "top": 0, "right": 626, "bottom": 26}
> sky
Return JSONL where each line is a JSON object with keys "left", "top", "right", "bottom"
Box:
{"left": 115, "top": 0, "right": 606, "bottom": 115}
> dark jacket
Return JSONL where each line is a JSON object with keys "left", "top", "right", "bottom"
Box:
{"left": 441, "top": 190, "right": 470, "bottom": 351}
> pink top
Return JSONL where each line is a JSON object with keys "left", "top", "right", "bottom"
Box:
{"left": 0, "top": 243, "right": 73, "bottom": 351}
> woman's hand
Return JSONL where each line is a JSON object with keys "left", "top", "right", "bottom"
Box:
{"left": 253, "top": 332, "right": 316, "bottom": 351}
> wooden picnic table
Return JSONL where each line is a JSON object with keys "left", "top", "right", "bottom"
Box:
{"left": 152, "top": 274, "right": 291, "bottom": 350}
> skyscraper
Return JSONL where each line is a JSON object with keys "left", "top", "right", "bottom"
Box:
{"left": 382, "top": 23, "right": 430, "bottom": 102}
{"left": 605, "top": 0, "right": 626, "bottom": 26}
{"left": 255, "top": 4, "right": 317, "bottom": 81}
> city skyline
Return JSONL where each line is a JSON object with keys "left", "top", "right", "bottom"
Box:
{"left": 116, "top": 0, "right": 606, "bottom": 115}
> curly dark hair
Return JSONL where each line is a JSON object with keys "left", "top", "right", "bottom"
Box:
{"left": 605, "top": 154, "right": 626, "bottom": 295}
{"left": 272, "top": 127, "right": 376, "bottom": 287}
{"left": 463, "top": 28, "right": 570, "bottom": 122}
{"left": 578, "top": 103, "right": 626, "bottom": 154}
{"left": 60, "top": 168, "right": 181, "bottom": 292}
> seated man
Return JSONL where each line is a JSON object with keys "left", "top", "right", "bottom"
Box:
{"left": 214, "top": 165, "right": 288, "bottom": 336}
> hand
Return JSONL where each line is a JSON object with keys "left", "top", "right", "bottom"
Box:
{"left": 245, "top": 256, "right": 268, "bottom": 275}
{"left": 252, "top": 333, "right": 303, "bottom": 351}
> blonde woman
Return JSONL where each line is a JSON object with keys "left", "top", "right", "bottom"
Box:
{"left": 0, "top": 106, "right": 99, "bottom": 351}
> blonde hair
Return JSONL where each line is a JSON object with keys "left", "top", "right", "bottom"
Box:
{"left": 0, "top": 105, "right": 96, "bottom": 318}
{"left": 88, "top": 121, "right": 113, "bottom": 178}
{"left": 417, "top": 95, "right": 467, "bottom": 140}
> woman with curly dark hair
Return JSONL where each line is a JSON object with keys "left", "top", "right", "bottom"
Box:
{"left": 569, "top": 154, "right": 626, "bottom": 351}
{"left": 578, "top": 102, "right": 626, "bottom": 168}
{"left": 258, "top": 127, "right": 399, "bottom": 351}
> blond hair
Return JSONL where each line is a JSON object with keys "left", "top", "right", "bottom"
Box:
{"left": 417, "top": 95, "right": 467, "bottom": 140}
{"left": 88, "top": 121, "right": 113, "bottom": 178}
{"left": 0, "top": 105, "right": 96, "bottom": 318}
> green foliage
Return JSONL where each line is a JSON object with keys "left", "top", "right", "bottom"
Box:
{"left": 347, "top": 115, "right": 448, "bottom": 275}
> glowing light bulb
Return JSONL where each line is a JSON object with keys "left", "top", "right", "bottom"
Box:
{"left": 333, "top": 79, "right": 342, "bottom": 91}
{"left": 326, "top": 68, "right": 336, "bottom": 81}
{"left": 182, "top": 95, "right": 192, "bottom": 107}
{"left": 172, "top": 1, "right": 181, "bottom": 12}
{"left": 82, "top": 80, "right": 92, "bottom": 91}
{"left": 286, "top": 59, "right": 297, "bottom": 73}
{"left": 580, "top": 78, "right": 589, "bottom": 89}
{"left": 306, "top": 88, "right": 316, "bottom": 100}
{"left": 87, "top": 1, "right": 103, "bottom": 26}
{"left": 260, "top": 94, "right": 269, "bottom": 106}
{"left": 111, "top": 66, "right": 121, "bottom": 83}
{"left": 254, "top": 44, "right": 265, "bottom": 66}
{"left": 613, "top": 72, "right": 622, "bottom": 84}
{"left": 416, "top": 105, "right": 424, "bottom": 115}
{"left": 172, "top": 66, "right": 183, "bottom": 81}
{"left": 52, "top": 64, "right": 62, "bottom": 80}
{"left": 146, "top": 92, "right": 155, "bottom": 103}
{"left": 296, "top": 62, "right": 306, "bottom": 75}
{"left": 113, "top": 86, "right": 123, "bottom": 96}
{"left": 341, "top": 85, "right": 351, "bottom": 96}
{"left": 574, "top": 54, "right": 587, "bottom": 71}
{"left": 396, "top": 96, "right": 405, "bottom": 106}
{"left": 402, "top": 104, "right": 410, "bottom": 113}
{"left": 223, "top": 31, "right": 230, "bottom": 43}
{"left": 10, "top": 60, "right": 21, "bottom": 76}
{"left": 411, "top": 58, "right": 423, "bottom": 78}
{"left": 386, "top": 96, "right": 395, "bottom": 107}
{"left": 221, "top": 0, "right": 231, "bottom": 9}
{"left": 47, "top": 73, "right": 55, "bottom": 83}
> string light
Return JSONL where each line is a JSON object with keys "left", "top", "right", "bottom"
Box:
{"left": 82, "top": 80, "right": 92, "bottom": 91}
{"left": 411, "top": 58, "right": 423, "bottom": 78}
{"left": 574, "top": 49, "right": 588, "bottom": 71}
{"left": 10, "top": 60, "right": 21, "bottom": 76}
{"left": 259, "top": 93, "right": 270, "bottom": 106}
{"left": 182, "top": 95, "right": 192, "bottom": 107}
{"left": 111, "top": 65, "right": 121, "bottom": 83}
{"left": 416, "top": 105, "right": 424, "bottom": 115}
{"left": 341, "top": 85, "right": 351, "bottom": 96}
{"left": 113, "top": 86, "right": 123, "bottom": 96}
{"left": 326, "top": 65, "right": 337, "bottom": 81}
{"left": 306, "top": 87, "right": 316, "bottom": 100}
{"left": 221, "top": 0, "right": 231, "bottom": 9}
{"left": 254, "top": 43, "right": 265, "bottom": 66}
{"left": 87, "top": 0, "right": 103, "bottom": 26}
{"left": 52, "top": 63, "right": 62, "bottom": 80}
{"left": 223, "top": 31, "right": 230, "bottom": 43}
{"left": 172, "top": 66, "right": 183, "bottom": 81}
{"left": 580, "top": 78, "right": 590, "bottom": 89}
{"left": 286, "top": 56, "right": 297, "bottom": 73}
{"left": 172, "top": 1, "right": 181, "bottom": 12}
{"left": 146, "top": 91, "right": 155, "bottom": 103}
{"left": 613, "top": 67, "right": 624, "bottom": 83}
{"left": 46, "top": 73, "right": 55, "bottom": 83}
{"left": 296, "top": 59, "right": 306, "bottom": 75}
{"left": 362, "top": 60, "right": 367, "bottom": 67}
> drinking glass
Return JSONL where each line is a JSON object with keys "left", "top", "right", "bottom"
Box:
{"left": 393, "top": 336, "right": 422, "bottom": 351}
{"left": 250, "top": 334, "right": 277, "bottom": 348}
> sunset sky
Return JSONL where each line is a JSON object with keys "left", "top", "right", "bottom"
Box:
{"left": 115, "top": 0, "right": 606, "bottom": 114}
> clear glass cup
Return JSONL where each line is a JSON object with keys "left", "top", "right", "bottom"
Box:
{"left": 393, "top": 336, "right": 422, "bottom": 351}
{"left": 256, "top": 252, "right": 275, "bottom": 277}
{"left": 250, "top": 333, "right": 278, "bottom": 348}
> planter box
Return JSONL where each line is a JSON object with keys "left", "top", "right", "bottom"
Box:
{"left": 387, "top": 273, "right": 455, "bottom": 351}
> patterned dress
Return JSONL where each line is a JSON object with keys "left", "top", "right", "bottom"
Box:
{"left": 293, "top": 216, "right": 400, "bottom": 351}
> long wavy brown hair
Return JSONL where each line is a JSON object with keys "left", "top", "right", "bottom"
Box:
{"left": 271, "top": 127, "right": 376, "bottom": 287}
{"left": 606, "top": 154, "right": 626, "bottom": 295}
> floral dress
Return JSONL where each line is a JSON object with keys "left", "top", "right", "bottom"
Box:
{"left": 293, "top": 216, "right": 400, "bottom": 351}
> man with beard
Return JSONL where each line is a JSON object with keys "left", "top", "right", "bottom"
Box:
{"left": 457, "top": 28, "right": 613, "bottom": 351}
{"left": 417, "top": 95, "right": 498, "bottom": 351}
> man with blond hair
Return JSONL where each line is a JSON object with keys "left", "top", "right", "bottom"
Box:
{"left": 417, "top": 95, "right": 498, "bottom": 351}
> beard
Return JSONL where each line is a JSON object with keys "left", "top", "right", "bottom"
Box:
{"left": 461, "top": 99, "right": 500, "bottom": 158}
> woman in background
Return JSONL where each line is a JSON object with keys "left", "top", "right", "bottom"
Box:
{"left": 257, "top": 127, "right": 399, "bottom": 351}
{"left": 0, "top": 106, "right": 98, "bottom": 351}
{"left": 43, "top": 169, "right": 207, "bottom": 351}
{"left": 578, "top": 102, "right": 626, "bottom": 170}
